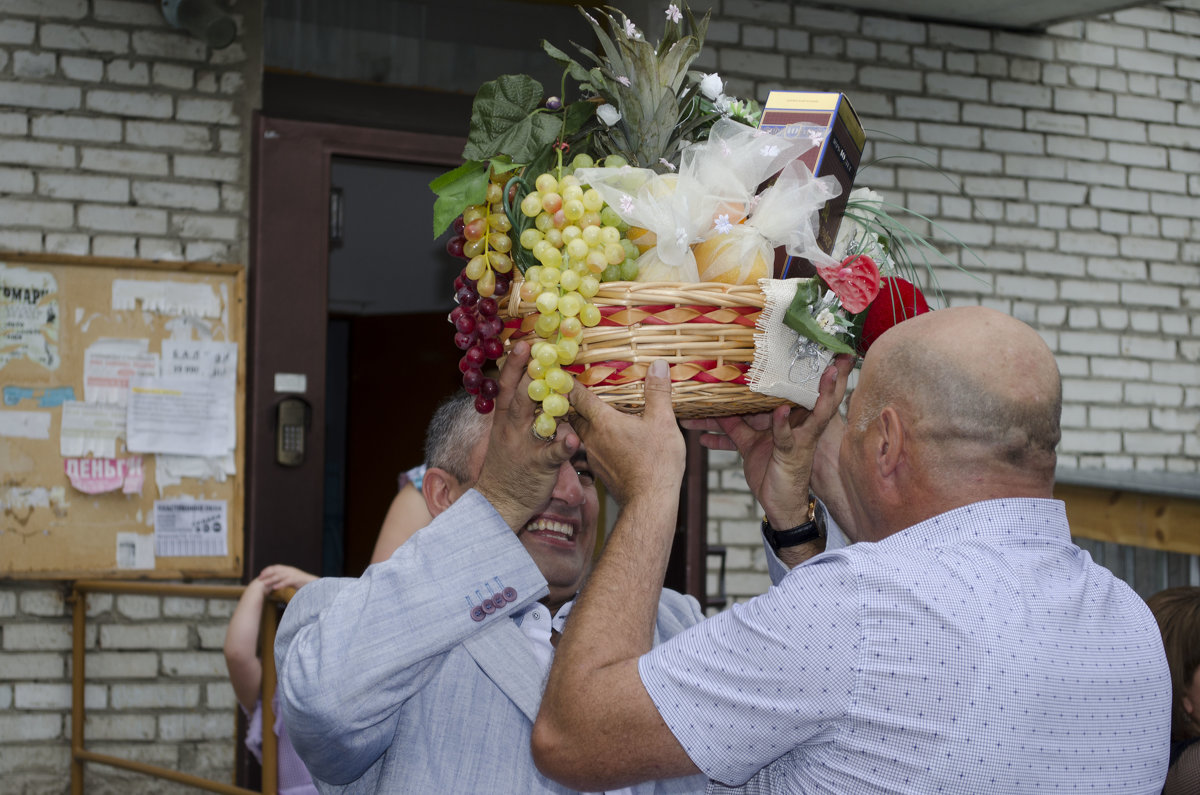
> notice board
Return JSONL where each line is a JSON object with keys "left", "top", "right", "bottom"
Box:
{"left": 0, "top": 252, "right": 245, "bottom": 579}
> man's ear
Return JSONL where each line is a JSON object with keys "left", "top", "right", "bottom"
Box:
{"left": 421, "top": 468, "right": 462, "bottom": 518}
{"left": 875, "top": 406, "right": 905, "bottom": 480}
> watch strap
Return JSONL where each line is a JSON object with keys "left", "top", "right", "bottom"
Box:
{"left": 763, "top": 517, "right": 822, "bottom": 552}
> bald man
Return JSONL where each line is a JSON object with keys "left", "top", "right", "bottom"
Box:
{"left": 533, "top": 307, "right": 1172, "bottom": 794}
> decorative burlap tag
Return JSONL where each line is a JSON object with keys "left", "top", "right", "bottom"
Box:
{"left": 747, "top": 278, "right": 833, "bottom": 410}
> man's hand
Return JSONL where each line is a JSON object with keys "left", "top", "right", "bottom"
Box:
{"left": 475, "top": 342, "right": 581, "bottom": 532}
{"left": 568, "top": 359, "right": 684, "bottom": 507}
{"left": 682, "top": 355, "right": 853, "bottom": 529}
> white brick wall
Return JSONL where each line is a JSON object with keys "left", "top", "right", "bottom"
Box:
{"left": 0, "top": 0, "right": 257, "bottom": 262}
{"left": 0, "top": 582, "right": 241, "bottom": 791}
{"left": 703, "top": 0, "right": 1200, "bottom": 600}
{"left": 0, "top": 0, "right": 260, "bottom": 789}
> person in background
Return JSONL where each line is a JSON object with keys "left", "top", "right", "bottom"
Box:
{"left": 224, "top": 564, "right": 319, "bottom": 795}
{"left": 274, "top": 344, "right": 706, "bottom": 794}
{"left": 368, "top": 388, "right": 493, "bottom": 564}
{"left": 369, "top": 465, "right": 429, "bottom": 565}
{"left": 532, "top": 305, "right": 1171, "bottom": 794}
{"left": 1147, "top": 586, "right": 1200, "bottom": 795}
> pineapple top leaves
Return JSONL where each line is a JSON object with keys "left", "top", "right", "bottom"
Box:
{"left": 430, "top": 2, "right": 753, "bottom": 237}
{"left": 543, "top": 5, "right": 715, "bottom": 170}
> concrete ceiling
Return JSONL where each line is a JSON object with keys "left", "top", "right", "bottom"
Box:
{"left": 816, "top": 0, "right": 1151, "bottom": 29}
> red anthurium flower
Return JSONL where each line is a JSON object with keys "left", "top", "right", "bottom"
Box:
{"left": 816, "top": 254, "right": 881, "bottom": 314}
{"left": 858, "top": 276, "right": 931, "bottom": 355}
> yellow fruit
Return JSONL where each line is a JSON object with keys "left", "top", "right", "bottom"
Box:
{"left": 626, "top": 226, "right": 657, "bottom": 254}
{"left": 692, "top": 234, "right": 770, "bottom": 285}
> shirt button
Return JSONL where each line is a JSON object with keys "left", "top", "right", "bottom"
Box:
{"left": 482, "top": 598, "right": 496, "bottom": 614}
{"left": 469, "top": 606, "right": 485, "bottom": 622}
{"left": 492, "top": 591, "right": 507, "bottom": 607}
{"left": 502, "top": 587, "right": 518, "bottom": 602}
{"left": 532, "top": 611, "right": 541, "bottom": 620}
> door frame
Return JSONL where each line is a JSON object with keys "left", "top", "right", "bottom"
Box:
{"left": 247, "top": 115, "right": 463, "bottom": 576}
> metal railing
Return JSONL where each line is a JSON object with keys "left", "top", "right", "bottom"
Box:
{"left": 68, "top": 580, "right": 290, "bottom": 795}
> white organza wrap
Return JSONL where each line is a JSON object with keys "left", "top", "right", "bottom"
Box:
{"left": 747, "top": 278, "right": 834, "bottom": 410}
{"left": 577, "top": 118, "right": 842, "bottom": 283}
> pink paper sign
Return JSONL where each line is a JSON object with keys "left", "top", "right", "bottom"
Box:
{"left": 64, "top": 456, "right": 144, "bottom": 495}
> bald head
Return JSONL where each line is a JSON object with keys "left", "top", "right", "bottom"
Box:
{"left": 845, "top": 307, "right": 1061, "bottom": 529}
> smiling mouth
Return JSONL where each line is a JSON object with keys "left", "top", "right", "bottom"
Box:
{"left": 523, "top": 517, "right": 576, "bottom": 542}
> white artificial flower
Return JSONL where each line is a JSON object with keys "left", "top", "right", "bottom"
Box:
{"left": 620, "top": 195, "right": 635, "bottom": 213}
{"left": 624, "top": 18, "right": 642, "bottom": 39}
{"left": 699, "top": 72, "right": 724, "bottom": 100}
{"left": 616, "top": 75, "right": 631, "bottom": 87}
{"left": 659, "top": 158, "right": 676, "bottom": 172}
{"left": 597, "top": 103, "right": 622, "bottom": 126}
{"left": 714, "top": 214, "right": 733, "bottom": 235}
{"left": 849, "top": 187, "right": 886, "bottom": 207}
{"left": 666, "top": 4, "right": 682, "bottom": 23}
{"left": 815, "top": 308, "right": 839, "bottom": 334}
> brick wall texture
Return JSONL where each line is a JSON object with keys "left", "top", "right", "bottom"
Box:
{"left": 692, "top": 0, "right": 1200, "bottom": 603}
{"left": 0, "top": 0, "right": 257, "bottom": 265}
{"left": 0, "top": 0, "right": 1197, "bottom": 789}
{"left": 1, "top": 0, "right": 260, "bottom": 791}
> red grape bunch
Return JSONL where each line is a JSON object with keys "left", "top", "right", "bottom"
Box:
{"left": 445, "top": 170, "right": 514, "bottom": 414}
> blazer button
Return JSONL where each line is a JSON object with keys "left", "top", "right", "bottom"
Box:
{"left": 482, "top": 598, "right": 496, "bottom": 614}
{"left": 470, "top": 605, "right": 486, "bottom": 622}
{"left": 502, "top": 587, "right": 518, "bottom": 602}
{"left": 492, "top": 591, "right": 507, "bottom": 607}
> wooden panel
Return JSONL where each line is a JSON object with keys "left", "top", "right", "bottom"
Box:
{"left": 1057, "top": 482, "right": 1200, "bottom": 555}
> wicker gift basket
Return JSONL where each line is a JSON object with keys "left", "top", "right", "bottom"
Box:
{"left": 432, "top": 3, "right": 941, "bottom": 431}
{"left": 500, "top": 278, "right": 782, "bottom": 419}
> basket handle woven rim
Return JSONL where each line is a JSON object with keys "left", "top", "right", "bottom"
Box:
{"left": 504, "top": 276, "right": 768, "bottom": 313}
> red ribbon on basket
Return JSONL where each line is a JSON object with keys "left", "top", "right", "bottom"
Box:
{"left": 566, "top": 360, "right": 750, "bottom": 386}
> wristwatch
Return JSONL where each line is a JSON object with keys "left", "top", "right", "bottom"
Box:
{"left": 763, "top": 496, "right": 825, "bottom": 552}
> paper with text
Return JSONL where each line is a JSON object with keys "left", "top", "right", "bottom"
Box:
{"left": 154, "top": 499, "right": 227, "bottom": 557}
{"left": 126, "top": 376, "right": 235, "bottom": 457}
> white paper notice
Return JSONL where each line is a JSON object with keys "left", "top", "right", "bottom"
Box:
{"left": 161, "top": 339, "right": 237, "bottom": 381}
{"left": 112, "top": 279, "right": 221, "bottom": 318}
{"left": 154, "top": 499, "right": 227, "bottom": 557}
{"left": 83, "top": 339, "right": 159, "bottom": 405}
{"left": 0, "top": 409, "right": 51, "bottom": 439}
{"left": 0, "top": 264, "right": 60, "bottom": 371}
{"left": 116, "top": 532, "right": 156, "bottom": 569}
{"left": 126, "top": 376, "right": 235, "bottom": 457}
{"left": 60, "top": 401, "right": 126, "bottom": 458}
{"left": 155, "top": 452, "right": 236, "bottom": 494}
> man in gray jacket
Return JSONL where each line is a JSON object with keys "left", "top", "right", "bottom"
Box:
{"left": 275, "top": 342, "right": 706, "bottom": 794}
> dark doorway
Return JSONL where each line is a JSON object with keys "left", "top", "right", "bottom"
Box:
{"left": 248, "top": 116, "right": 464, "bottom": 579}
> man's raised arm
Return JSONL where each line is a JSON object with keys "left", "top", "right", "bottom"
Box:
{"left": 531, "top": 360, "right": 700, "bottom": 790}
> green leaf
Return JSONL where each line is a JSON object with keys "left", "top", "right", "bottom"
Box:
{"left": 561, "top": 100, "right": 595, "bottom": 139}
{"left": 783, "top": 280, "right": 858, "bottom": 356}
{"left": 463, "top": 75, "right": 552, "bottom": 162}
{"left": 429, "top": 160, "right": 488, "bottom": 237}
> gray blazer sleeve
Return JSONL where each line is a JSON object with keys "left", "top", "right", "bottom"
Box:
{"left": 274, "top": 490, "right": 549, "bottom": 785}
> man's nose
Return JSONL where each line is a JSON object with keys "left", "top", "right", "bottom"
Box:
{"left": 551, "top": 461, "right": 585, "bottom": 506}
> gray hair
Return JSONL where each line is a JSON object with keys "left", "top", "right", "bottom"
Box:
{"left": 423, "top": 391, "right": 491, "bottom": 483}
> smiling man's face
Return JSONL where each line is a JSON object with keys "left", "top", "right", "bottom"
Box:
{"left": 516, "top": 443, "right": 599, "bottom": 611}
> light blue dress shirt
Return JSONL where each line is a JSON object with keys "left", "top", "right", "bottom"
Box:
{"left": 640, "top": 498, "right": 1171, "bottom": 793}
